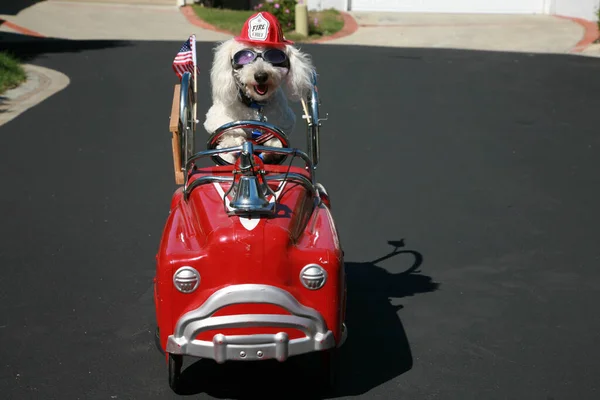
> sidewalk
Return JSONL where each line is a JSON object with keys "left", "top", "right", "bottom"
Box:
{"left": 1, "top": 1, "right": 598, "bottom": 55}
{"left": 581, "top": 43, "right": 600, "bottom": 56}
{"left": 0, "top": 0, "right": 231, "bottom": 41}
{"left": 322, "top": 11, "right": 599, "bottom": 56}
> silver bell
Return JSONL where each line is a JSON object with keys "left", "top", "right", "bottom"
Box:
{"left": 229, "top": 175, "right": 273, "bottom": 213}
{"left": 226, "top": 141, "right": 276, "bottom": 215}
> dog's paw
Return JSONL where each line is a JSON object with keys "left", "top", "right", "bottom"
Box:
{"left": 217, "top": 134, "right": 246, "bottom": 149}
{"left": 219, "top": 153, "right": 240, "bottom": 164}
{"left": 259, "top": 137, "right": 285, "bottom": 164}
{"left": 215, "top": 134, "right": 247, "bottom": 164}
{"left": 263, "top": 137, "right": 283, "bottom": 148}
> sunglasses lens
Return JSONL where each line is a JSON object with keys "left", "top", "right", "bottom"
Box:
{"left": 264, "top": 50, "right": 287, "bottom": 65}
{"left": 233, "top": 50, "right": 256, "bottom": 65}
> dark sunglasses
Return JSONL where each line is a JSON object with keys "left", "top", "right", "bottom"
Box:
{"left": 232, "top": 49, "right": 289, "bottom": 69}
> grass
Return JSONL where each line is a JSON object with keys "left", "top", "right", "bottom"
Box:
{"left": 288, "top": 9, "right": 344, "bottom": 41}
{"left": 193, "top": 7, "right": 254, "bottom": 34}
{"left": 191, "top": 6, "right": 344, "bottom": 42}
{"left": 596, "top": 8, "right": 600, "bottom": 43}
{"left": 0, "top": 52, "right": 27, "bottom": 95}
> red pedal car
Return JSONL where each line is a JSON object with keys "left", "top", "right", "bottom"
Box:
{"left": 154, "top": 71, "right": 347, "bottom": 393}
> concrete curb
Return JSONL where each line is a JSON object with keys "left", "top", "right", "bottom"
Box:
{"left": 555, "top": 15, "right": 600, "bottom": 53}
{"left": 179, "top": 5, "right": 358, "bottom": 45}
{"left": 0, "top": 20, "right": 71, "bottom": 128}
{"left": 0, "top": 65, "right": 71, "bottom": 128}
{"left": 311, "top": 12, "right": 359, "bottom": 44}
{"left": 0, "top": 18, "right": 44, "bottom": 37}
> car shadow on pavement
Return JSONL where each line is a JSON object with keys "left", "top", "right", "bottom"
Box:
{"left": 0, "top": 31, "right": 131, "bottom": 64}
{"left": 174, "top": 239, "right": 440, "bottom": 399}
{"left": 0, "top": 0, "right": 44, "bottom": 16}
{"left": 0, "top": 32, "right": 132, "bottom": 112}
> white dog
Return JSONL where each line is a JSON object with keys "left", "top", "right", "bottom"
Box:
{"left": 203, "top": 12, "right": 315, "bottom": 163}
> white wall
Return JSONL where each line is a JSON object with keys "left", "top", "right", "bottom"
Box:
{"left": 349, "top": 0, "right": 546, "bottom": 14}
{"left": 552, "top": 0, "right": 600, "bottom": 20}
{"left": 307, "top": 0, "right": 346, "bottom": 11}
{"left": 308, "top": 0, "right": 599, "bottom": 22}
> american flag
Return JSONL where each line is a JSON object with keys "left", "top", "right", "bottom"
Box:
{"left": 172, "top": 35, "right": 199, "bottom": 80}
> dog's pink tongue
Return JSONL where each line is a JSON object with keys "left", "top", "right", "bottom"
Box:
{"left": 255, "top": 85, "right": 268, "bottom": 95}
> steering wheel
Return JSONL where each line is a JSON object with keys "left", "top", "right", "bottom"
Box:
{"left": 206, "top": 121, "right": 290, "bottom": 166}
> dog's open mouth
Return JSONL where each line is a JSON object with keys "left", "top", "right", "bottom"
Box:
{"left": 254, "top": 85, "right": 268, "bottom": 95}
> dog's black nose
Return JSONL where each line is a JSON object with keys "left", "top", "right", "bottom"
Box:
{"left": 254, "top": 72, "right": 268, "bottom": 84}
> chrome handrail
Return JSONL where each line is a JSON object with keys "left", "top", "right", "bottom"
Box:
{"left": 183, "top": 176, "right": 234, "bottom": 201}
{"left": 265, "top": 173, "right": 318, "bottom": 197}
{"left": 179, "top": 72, "right": 192, "bottom": 131}
{"left": 179, "top": 71, "right": 195, "bottom": 171}
{"left": 306, "top": 70, "right": 321, "bottom": 170}
{"left": 182, "top": 172, "right": 318, "bottom": 203}
{"left": 184, "top": 142, "right": 313, "bottom": 181}
{"left": 182, "top": 139, "right": 318, "bottom": 204}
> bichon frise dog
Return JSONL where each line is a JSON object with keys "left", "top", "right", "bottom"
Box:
{"left": 203, "top": 11, "right": 315, "bottom": 163}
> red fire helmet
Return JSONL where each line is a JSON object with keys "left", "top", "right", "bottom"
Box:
{"left": 235, "top": 11, "right": 294, "bottom": 48}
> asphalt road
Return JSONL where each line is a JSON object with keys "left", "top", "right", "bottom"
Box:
{"left": 2, "top": 37, "right": 600, "bottom": 400}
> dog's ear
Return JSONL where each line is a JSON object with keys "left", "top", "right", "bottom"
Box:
{"left": 283, "top": 45, "right": 314, "bottom": 102}
{"left": 210, "top": 39, "right": 238, "bottom": 105}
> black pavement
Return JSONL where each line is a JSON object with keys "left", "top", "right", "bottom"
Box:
{"left": 1, "top": 38, "right": 600, "bottom": 399}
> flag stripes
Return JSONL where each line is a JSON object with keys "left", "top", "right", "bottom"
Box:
{"left": 172, "top": 35, "right": 199, "bottom": 80}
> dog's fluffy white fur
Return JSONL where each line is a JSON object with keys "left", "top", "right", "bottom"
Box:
{"left": 203, "top": 38, "right": 314, "bottom": 163}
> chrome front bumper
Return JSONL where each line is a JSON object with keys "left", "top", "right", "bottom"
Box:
{"left": 166, "top": 284, "right": 346, "bottom": 363}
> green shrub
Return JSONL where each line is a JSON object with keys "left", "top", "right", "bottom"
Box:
{"left": 254, "top": 0, "right": 296, "bottom": 31}
{"left": 192, "top": 4, "right": 344, "bottom": 41}
{"left": 0, "top": 52, "right": 26, "bottom": 95}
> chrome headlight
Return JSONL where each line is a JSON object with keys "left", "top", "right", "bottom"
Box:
{"left": 300, "top": 264, "right": 327, "bottom": 290}
{"left": 173, "top": 266, "right": 200, "bottom": 293}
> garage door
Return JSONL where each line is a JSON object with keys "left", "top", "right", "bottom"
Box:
{"left": 349, "top": 0, "right": 546, "bottom": 13}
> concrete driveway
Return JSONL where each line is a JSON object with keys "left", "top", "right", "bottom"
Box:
{"left": 1, "top": 0, "right": 598, "bottom": 55}
{"left": 325, "top": 11, "right": 595, "bottom": 54}
{"left": 0, "top": 0, "right": 231, "bottom": 41}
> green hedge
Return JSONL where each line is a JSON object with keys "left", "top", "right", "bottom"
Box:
{"left": 0, "top": 52, "right": 26, "bottom": 95}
